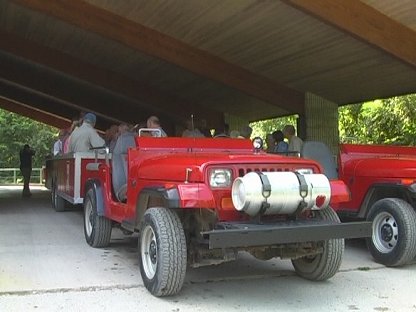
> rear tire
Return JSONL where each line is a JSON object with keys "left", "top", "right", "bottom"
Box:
{"left": 51, "top": 182, "right": 66, "bottom": 212}
{"left": 83, "top": 188, "right": 112, "bottom": 248}
{"left": 139, "top": 208, "right": 187, "bottom": 297}
{"left": 292, "top": 206, "right": 344, "bottom": 281}
{"left": 366, "top": 198, "right": 416, "bottom": 267}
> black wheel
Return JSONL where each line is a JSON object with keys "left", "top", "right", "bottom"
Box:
{"left": 51, "top": 182, "right": 66, "bottom": 212}
{"left": 139, "top": 208, "right": 187, "bottom": 297}
{"left": 366, "top": 198, "right": 416, "bottom": 267}
{"left": 83, "top": 188, "right": 112, "bottom": 248}
{"left": 292, "top": 206, "right": 344, "bottom": 281}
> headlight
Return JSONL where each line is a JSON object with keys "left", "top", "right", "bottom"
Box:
{"left": 209, "top": 169, "right": 232, "bottom": 188}
{"left": 252, "top": 137, "right": 264, "bottom": 150}
{"left": 296, "top": 168, "right": 314, "bottom": 175}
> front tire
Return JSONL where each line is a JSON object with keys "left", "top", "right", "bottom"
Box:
{"left": 366, "top": 198, "right": 416, "bottom": 267}
{"left": 292, "top": 206, "right": 344, "bottom": 281}
{"left": 83, "top": 188, "right": 112, "bottom": 248}
{"left": 139, "top": 208, "right": 187, "bottom": 297}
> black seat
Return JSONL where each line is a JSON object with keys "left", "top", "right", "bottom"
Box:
{"left": 111, "top": 132, "right": 136, "bottom": 202}
{"left": 301, "top": 141, "right": 338, "bottom": 180}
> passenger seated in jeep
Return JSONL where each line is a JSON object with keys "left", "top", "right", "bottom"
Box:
{"left": 283, "top": 124, "right": 303, "bottom": 156}
{"left": 147, "top": 116, "right": 167, "bottom": 137}
{"left": 68, "top": 113, "right": 105, "bottom": 153}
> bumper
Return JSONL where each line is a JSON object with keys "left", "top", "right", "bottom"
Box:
{"left": 202, "top": 220, "right": 372, "bottom": 249}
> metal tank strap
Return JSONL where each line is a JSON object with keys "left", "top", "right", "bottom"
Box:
{"left": 255, "top": 172, "right": 271, "bottom": 216}
{"left": 294, "top": 172, "right": 308, "bottom": 216}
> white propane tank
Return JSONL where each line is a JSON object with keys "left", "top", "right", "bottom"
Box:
{"left": 231, "top": 171, "right": 331, "bottom": 216}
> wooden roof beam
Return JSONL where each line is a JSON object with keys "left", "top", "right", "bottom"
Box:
{"left": 13, "top": 0, "right": 305, "bottom": 114}
{"left": 0, "top": 78, "right": 128, "bottom": 131}
{"left": 0, "top": 77, "right": 112, "bottom": 128}
{"left": 0, "top": 56, "right": 157, "bottom": 125}
{"left": 0, "top": 96, "right": 70, "bottom": 129}
{"left": 284, "top": 0, "right": 416, "bottom": 68}
{"left": 0, "top": 77, "right": 132, "bottom": 128}
{"left": 0, "top": 30, "right": 222, "bottom": 123}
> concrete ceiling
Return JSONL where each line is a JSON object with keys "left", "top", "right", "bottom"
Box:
{"left": 0, "top": 0, "right": 415, "bottom": 130}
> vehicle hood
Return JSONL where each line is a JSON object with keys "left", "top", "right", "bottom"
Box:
{"left": 344, "top": 157, "right": 416, "bottom": 178}
{"left": 136, "top": 152, "right": 321, "bottom": 182}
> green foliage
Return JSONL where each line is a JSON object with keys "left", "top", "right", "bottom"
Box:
{"left": 251, "top": 94, "right": 416, "bottom": 147}
{"left": 339, "top": 94, "right": 416, "bottom": 145}
{"left": 0, "top": 109, "right": 58, "bottom": 168}
{"left": 250, "top": 115, "right": 297, "bottom": 139}
{"left": 0, "top": 94, "right": 414, "bottom": 170}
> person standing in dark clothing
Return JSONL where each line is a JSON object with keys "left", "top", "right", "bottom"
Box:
{"left": 20, "top": 144, "right": 35, "bottom": 197}
{"left": 272, "top": 130, "right": 289, "bottom": 154}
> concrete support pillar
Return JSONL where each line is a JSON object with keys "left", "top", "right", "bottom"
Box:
{"left": 224, "top": 113, "right": 249, "bottom": 135}
{"left": 304, "top": 92, "right": 339, "bottom": 155}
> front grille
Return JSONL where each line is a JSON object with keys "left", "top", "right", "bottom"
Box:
{"left": 237, "top": 166, "right": 292, "bottom": 177}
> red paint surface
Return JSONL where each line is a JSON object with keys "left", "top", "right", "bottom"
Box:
{"left": 335, "top": 144, "right": 416, "bottom": 212}
{"left": 47, "top": 138, "right": 350, "bottom": 223}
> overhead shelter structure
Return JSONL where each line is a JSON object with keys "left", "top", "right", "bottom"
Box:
{"left": 0, "top": 0, "right": 415, "bottom": 150}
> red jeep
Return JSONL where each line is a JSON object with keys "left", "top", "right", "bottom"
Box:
{"left": 46, "top": 135, "right": 371, "bottom": 296}
{"left": 302, "top": 142, "right": 416, "bottom": 267}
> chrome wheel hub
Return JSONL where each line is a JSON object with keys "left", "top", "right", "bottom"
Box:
{"left": 141, "top": 225, "right": 157, "bottom": 279}
{"left": 372, "top": 212, "right": 398, "bottom": 253}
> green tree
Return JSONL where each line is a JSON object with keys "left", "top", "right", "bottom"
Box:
{"left": 250, "top": 115, "right": 297, "bottom": 139}
{"left": 0, "top": 109, "right": 58, "bottom": 168}
{"left": 339, "top": 94, "right": 416, "bottom": 145}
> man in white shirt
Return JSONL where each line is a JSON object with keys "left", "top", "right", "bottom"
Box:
{"left": 53, "top": 129, "right": 68, "bottom": 156}
{"left": 283, "top": 124, "right": 303, "bottom": 155}
{"left": 147, "top": 115, "right": 167, "bottom": 137}
{"left": 182, "top": 120, "right": 203, "bottom": 138}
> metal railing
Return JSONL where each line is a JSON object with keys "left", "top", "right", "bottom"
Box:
{"left": 0, "top": 168, "right": 44, "bottom": 185}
